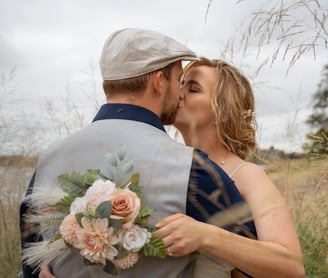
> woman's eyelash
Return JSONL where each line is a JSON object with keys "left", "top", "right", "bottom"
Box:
{"left": 189, "top": 87, "right": 199, "bottom": 92}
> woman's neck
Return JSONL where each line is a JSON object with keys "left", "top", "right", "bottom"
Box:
{"left": 178, "top": 126, "right": 242, "bottom": 173}
{"left": 180, "top": 126, "right": 226, "bottom": 160}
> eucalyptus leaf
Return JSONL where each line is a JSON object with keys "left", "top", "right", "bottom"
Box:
{"left": 96, "top": 201, "right": 112, "bottom": 219}
{"left": 115, "top": 244, "right": 129, "bottom": 259}
{"left": 101, "top": 166, "right": 115, "bottom": 181}
{"left": 117, "top": 145, "right": 127, "bottom": 161}
{"left": 116, "top": 173, "right": 132, "bottom": 188}
{"left": 75, "top": 212, "right": 84, "bottom": 228}
{"left": 108, "top": 217, "right": 123, "bottom": 233}
{"left": 115, "top": 159, "right": 134, "bottom": 186}
{"left": 106, "top": 152, "right": 118, "bottom": 167}
{"left": 120, "top": 159, "right": 134, "bottom": 176}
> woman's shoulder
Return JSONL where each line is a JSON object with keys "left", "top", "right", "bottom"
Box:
{"left": 232, "top": 161, "right": 267, "bottom": 178}
{"left": 231, "top": 161, "right": 275, "bottom": 196}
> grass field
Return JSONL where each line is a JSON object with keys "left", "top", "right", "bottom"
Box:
{"left": 0, "top": 155, "right": 327, "bottom": 278}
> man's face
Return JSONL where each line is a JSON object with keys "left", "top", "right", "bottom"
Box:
{"left": 160, "top": 62, "right": 184, "bottom": 125}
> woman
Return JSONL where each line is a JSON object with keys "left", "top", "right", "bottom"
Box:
{"left": 155, "top": 58, "right": 305, "bottom": 277}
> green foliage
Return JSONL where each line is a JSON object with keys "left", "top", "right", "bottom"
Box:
{"left": 114, "top": 244, "right": 128, "bottom": 259}
{"left": 142, "top": 234, "right": 167, "bottom": 258}
{"left": 138, "top": 207, "right": 154, "bottom": 220}
{"left": 135, "top": 207, "right": 155, "bottom": 226}
{"left": 305, "top": 64, "right": 328, "bottom": 154}
{"left": 57, "top": 169, "right": 101, "bottom": 196}
{"left": 129, "top": 182, "right": 143, "bottom": 198}
{"left": 56, "top": 194, "right": 76, "bottom": 215}
{"left": 103, "top": 260, "right": 119, "bottom": 275}
{"left": 129, "top": 182, "right": 155, "bottom": 225}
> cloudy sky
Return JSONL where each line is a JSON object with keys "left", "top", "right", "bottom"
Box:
{"left": 1, "top": 0, "right": 327, "bottom": 153}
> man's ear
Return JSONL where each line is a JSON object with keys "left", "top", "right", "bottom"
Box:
{"left": 152, "top": 71, "right": 165, "bottom": 95}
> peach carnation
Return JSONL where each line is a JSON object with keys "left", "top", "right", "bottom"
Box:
{"left": 76, "top": 217, "right": 120, "bottom": 265}
{"left": 59, "top": 214, "right": 81, "bottom": 246}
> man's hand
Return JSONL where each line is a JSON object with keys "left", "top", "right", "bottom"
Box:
{"left": 39, "top": 266, "right": 57, "bottom": 278}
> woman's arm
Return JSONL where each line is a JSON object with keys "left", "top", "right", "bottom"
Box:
{"left": 155, "top": 164, "right": 305, "bottom": 278}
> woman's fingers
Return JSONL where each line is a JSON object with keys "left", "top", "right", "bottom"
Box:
{"left": 154, "top": 213, "right": 203, "bottom": 257}
{"left": 155, "top": 213, "right": 185, "bottom": 228}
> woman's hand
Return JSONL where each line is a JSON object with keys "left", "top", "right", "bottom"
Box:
{"left": 155, "top": 213, "right": 209, "bottom": 257}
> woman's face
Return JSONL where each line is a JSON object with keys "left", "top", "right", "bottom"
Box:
{"left": 174, "top": 65, "right": 217, "bottom": 131}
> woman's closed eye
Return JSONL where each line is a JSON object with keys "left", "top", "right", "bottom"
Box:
{"left": 189, "top": 86, "right": 200, "bottom": 93}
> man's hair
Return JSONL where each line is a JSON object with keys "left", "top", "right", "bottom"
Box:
{"left": 103, "top": 63, "right": 173, "bottom": 98}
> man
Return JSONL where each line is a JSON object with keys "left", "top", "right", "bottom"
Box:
{"left": 20, "top": 28, "right": 250, "bottom": 278}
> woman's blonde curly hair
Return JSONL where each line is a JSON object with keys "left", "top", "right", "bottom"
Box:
{"left": 183, "top": 57, "right": 257, "bottom": 159}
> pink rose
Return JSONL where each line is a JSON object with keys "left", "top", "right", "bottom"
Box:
{"left": 108, "top": 189, "right": 141, "bottom": 230}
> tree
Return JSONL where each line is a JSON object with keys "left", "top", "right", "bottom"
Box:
{"left": 304, "top": 64, "right": 328, "bottom": 154}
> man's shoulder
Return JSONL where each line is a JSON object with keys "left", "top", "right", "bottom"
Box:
{"left": 191, "top": 149, "right": 216, "bottom": 168}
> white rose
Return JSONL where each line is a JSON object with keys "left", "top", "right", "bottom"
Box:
{"left": 122, "top": 225, "right": 152, "bottom": 252}
{"left": 70, "top": 196, "right": 87, "bottom": 215}
{"left": 85, "top": 179, "right": 116, "bottom": 207}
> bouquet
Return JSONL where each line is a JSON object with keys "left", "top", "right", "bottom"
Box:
{"left": 23, "top": 146, "right": 166, "bottom": 275}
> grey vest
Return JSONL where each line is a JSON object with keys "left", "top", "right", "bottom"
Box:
{"left": 34, "top": 119, "right": 195, "bottom": 278}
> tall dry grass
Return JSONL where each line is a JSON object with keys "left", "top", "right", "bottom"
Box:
{"left": 264, "top": 154, "right": 328, "bottom": 277}
{"left": 0, "top": 156, "right": 37, "bottom": 278}
{"left": 219, "top": 0, "right": 328, "bottom": 77}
